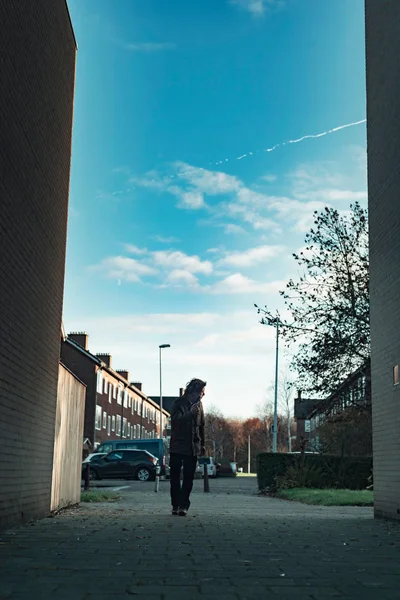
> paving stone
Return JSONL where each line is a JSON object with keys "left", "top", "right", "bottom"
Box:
{"left": 0, "top": 478, "right": 399, "bottom": 600}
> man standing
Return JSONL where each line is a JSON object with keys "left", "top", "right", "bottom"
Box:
{"left": 169, "top": 378, "right": 206, "bottom": 516}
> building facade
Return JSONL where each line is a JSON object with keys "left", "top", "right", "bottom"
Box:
{"left": 365, "top": 0, "right": 400, "bottom": 520}
{"left": 0, "top": 1, "right": 76, "bottom": 530}
{"left": 61, "top": 333, "right": 169, "bottom": 451}
{"left": 294, "top": 364, "right": 370, "bottom": 452}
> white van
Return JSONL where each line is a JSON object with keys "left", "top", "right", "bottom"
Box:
{"left": 198, "top": 457, "right": 218, "bottom": 478}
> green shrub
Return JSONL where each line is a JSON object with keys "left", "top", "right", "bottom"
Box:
{"left": 257, "top": 453, "right": 372, "bottom": 491}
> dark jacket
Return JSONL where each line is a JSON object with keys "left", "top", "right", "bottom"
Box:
{"left": 169, "top": 395, "right": 205, "bottom": 456}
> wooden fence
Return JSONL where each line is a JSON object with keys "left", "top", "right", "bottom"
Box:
{"left": 51, "top": 363, "right": 86, "bottom": 512}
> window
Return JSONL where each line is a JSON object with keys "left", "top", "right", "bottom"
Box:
{"left": 130, "top": 426, "right": 134, "bottom": 439}
{"left": 107, "top": 416, "right": 111, "bottom": 436}
{"left": 131, "top": 399, "right": 135, "bottom": 416}
{"left": 108, "top": 384, "right": 112, "bottom": 404}
{"left": 108, "top": 451, "right": 123, "bottom": 461}
{"left": 103, "top": 411, "right": 107, "bottom": 429}
{"left": 95, "top": 406, "right": 102, "bottom": 430}
{"left": 116, "top": 415, "right": 122, "bottom": 437}
{"left": 133, "top": 424, "right": 137, "bottom": 439}
{"left": 96, "top": 371, "right": 103, "bottom": 394}
{"left": 128, "top": 396, "right": 131, "bottom": 409}
{"left": 113, "top": 383, "right": 117, "bottom": 400}
{"left": 122, "top": 418, "right": 128, "bottom": 438}
{"left": 104, "top": 379, "right": 108, "bottom": 395}
{"left": 394, "top": 365, "right": 399, "bottom": 386}
{"left": 117, "top": 384, "right": 123, "bottom": 405}
{"left": 112, "top": 416, "right": 116, "bottom": 432}
{"left": 123, "top": 391, "right": 129, "bottom": 409}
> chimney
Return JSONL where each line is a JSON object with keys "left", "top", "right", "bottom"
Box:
{"left": 96, "top": 353, "right": 112, "bottom": 368}
{"left": 117, "top": 370, "right": 130, "bottom": 381}
{"left": 69, "top": 332, "right": 89, "bottom": 350}
{"left": 179, "top": 387, "right": 184, "bottom": 397}
{"left": 131, "top": 382, "right": 142, "bottom": 391}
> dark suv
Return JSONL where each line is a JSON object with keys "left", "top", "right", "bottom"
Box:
{"left": 82, "top": 449, "right": 158, "bottom": 482}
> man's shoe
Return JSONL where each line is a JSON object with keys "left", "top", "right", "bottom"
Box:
{"left": 178, "top": 508, "right": 188, "bottom": 517}
{"left": 172, "top": 507, "right": 179, "bottom": 516}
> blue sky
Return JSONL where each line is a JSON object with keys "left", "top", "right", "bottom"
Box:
{"left": 64, "top": 0, "right": 367, "bottom": 417}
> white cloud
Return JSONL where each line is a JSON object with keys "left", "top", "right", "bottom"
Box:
{"left": 210, "top": 273, "right": 285, "bottom": 295}
{"left": 94, "top": 256, "right": 157, "bottom": 282}
{"left": 230, "top": 0, "right": 284, "bottom": 16}
{"left": 179, "top": 191, "right": 205, "bottom": 210}
{"left": 125, "top": 42, "right": 176, "bottom": 52}
{"left": 152, "top": 250, "right": 213, "bottom": 275}
{"left": 224, "top": 223, "right": 247, "bottom": 235}
{"left": 125, "top": 244, "right": 147, "bottom": 255}
{"left": 218, "top": 245, "right": 284, "bottom": 268}
{"left": 167, "top": 269, "right": 199, "bottom": 287}
{"left": 152, "top": 235, "right": 180, "bottom": 244}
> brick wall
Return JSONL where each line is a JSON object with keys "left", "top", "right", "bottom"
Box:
{"left": 365, "top": 0, "right": 400, "bottom": 520}
{"left": 0, "top": 1, "right": 76, "bottom": 530}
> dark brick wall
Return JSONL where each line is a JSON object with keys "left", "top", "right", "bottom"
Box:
{"left": 0, "top": 1, "right": 76, "bottom": 530}
{"left": 365, "top": 0, "right": 400, "bottom": 520}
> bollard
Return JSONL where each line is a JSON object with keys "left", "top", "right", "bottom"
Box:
{"left": 84, "top": 463, "right": 90, "bottom": 491}
{"left": 203, "top": 463, "right": 210, "bottom": 493}
{"left": 154, "top": 465, "right": 161, "bottom": 492}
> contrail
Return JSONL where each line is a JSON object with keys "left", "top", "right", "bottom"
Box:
{"left": 143, "top": 117, "right": 366, "bottom": 183}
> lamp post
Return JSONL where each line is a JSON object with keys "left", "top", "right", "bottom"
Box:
{"left": 159, "top": 344, "right": 170, "bottom": 439}
{"left": 255, "top": 304, "right": 318, "bottom": 454}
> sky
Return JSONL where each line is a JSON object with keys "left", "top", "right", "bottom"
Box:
{"left": 64, "top": 0, "right": 367, "bottom": 418}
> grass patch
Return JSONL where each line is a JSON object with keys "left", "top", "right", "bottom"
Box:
{"left": 81, "top": 490, "right": 120, "bottom": 503}
{"left": 278, "top": 488, "right": 373, "bottom": 506}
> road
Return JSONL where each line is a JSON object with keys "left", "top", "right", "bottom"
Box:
{"left": 1, "top": 476, "right": 399, "bottom": 599}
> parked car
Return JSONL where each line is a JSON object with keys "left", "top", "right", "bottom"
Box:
{"left": 198, "top": 457, "right": 219, "bottom": 478}
{"left": 82, "top": 449, "right": 158, "bottom": 482}
{"left": 83, "top": 453, "right": 106, "bottom": 464}
{"left": 95, "top": 438, "right": 168, "bottom": 477}
{"left": 218, "top": 460, "right": 237, "bottom": 477}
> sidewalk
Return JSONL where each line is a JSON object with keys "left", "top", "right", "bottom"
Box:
{"left": 0, "top": 478, "right": 399, "bottom": 600}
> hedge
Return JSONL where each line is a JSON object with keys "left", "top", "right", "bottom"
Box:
{"left": 257, "top": 453, "right": 372, "bottom": 491}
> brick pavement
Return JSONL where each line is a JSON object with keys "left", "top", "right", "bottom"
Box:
{"left": 0, "top": 477, "right": 399, "bottom": 600}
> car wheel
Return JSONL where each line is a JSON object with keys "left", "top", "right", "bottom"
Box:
{"left": 136, "top": 467, "right": 151, "bottom": 482}
{"left": 90, "top": 468, "right": 100, "bottom": 481}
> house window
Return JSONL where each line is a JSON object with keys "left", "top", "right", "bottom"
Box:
{"left": 117, "top": 384, "right": 123, "bottom": 405}
{"left": 95, "top": 406, "right": 102, "bottom": 430}
{"left": 394, "top": 365, "right": 399, "bottom": 386}
{"left": 131, "top": 400, "right": 135, "bottom": 416}
{"left": 113, "top": 383, "right": 117, "bottom": 400}
{"left": 116, "top": 415, "right": 122, "bottom": 437}
{"left": 128, "top": 396, "right": 131, "bottom": 409}
{"left": 122, "top": 418, "right": 128, "bottom": 438}
{"left": 130, "top": 426, "right": 134, "bottom": 439}
{"left": 112, "top": 416, "right": 116, "bottom": 432}
{"left": 108, "top": 384, "right": 112, "bottom": 404}
{"left": 104, "top": 379, "right": 108, "bottom": 395}
{"left": 103, "top": 411, "right": 107, "bottom": 429}
{"left": 107, "top": 416, "right": 111, "bottom": 436}
{"left": 96, "top": 371, "right": 103, "bottom": 394}
{"left": 124, "top": 391, "right": 129, "bottom": 409}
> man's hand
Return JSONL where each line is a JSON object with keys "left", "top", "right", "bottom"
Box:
{"left": 190, "top": 401, "right": 200, "bottom": 415}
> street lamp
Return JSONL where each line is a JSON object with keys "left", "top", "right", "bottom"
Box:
{"left": 255, "top": 304, "right": 318, "bottom": 454}
{"left": 159, "top": 344, "right": 170, "bottom": 439}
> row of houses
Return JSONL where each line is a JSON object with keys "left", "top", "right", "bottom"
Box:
{"left": 60, "top": 332, "right": 171, "bottom": 455}
{"left": 293, "top": 362, "right": 371, "bottom": 451}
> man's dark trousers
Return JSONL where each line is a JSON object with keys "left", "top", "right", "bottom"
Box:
{"left": 170, "top": 453, "right": 197, "bottom": 509}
